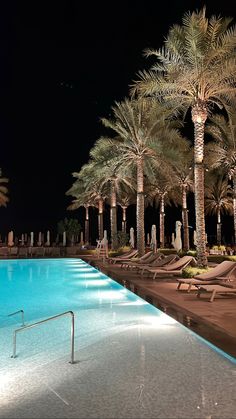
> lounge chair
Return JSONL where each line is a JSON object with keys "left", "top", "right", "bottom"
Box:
{"left": 0, "top": 247, "right": 9, "bottom": 258}
{"left": 196, "top": 282, "right": 236, "bottom": 302}
{"left": 108, "top": 249, "right": 138, "bottom": 264}
{"left": 34, "top": 247, "right": 45, "bottom": 258}
{"left": 9, "top": 246, "right": 18, "bottom": 258}
{"left": 139, "top": 254, "right": 179, "bottom": 276}
{"left": 121, "top": 251, "right": 164, "bottom": 270}
{"left": 66, "top": 246, "right": 78, "bottom": 256}
{"left": 44, "top": 247, "right": 52, "bottom": 257}
{"left": 18, "top": 247, "right": 28, "bottom": 258}
{"left": 144, "top": 255, "right": 197, "bottom": 280}
{"left": 176, "top": 261, "right": 236, "bottom": 292}
{"left": 51, "top": 247, "right": 61, "bottom": 257}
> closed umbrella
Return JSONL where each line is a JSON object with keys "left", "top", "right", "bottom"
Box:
{"left": 46, "top": 230, "right": 50, "bottom": 246}
{"left": 21, "top": 233, "right": 24, "bottom": 246}
{"left": 103, "top": 230, "right": 108, "bottom": 246}
{"left": 37, "top": 232, "right": 42, "bottom": 246}
{"left": 80, "top": 231, "right": 84, "bottom": 246}
{"left": 103, "top": 230, "right": 108, "bottom": 257}
{"left": 174, "top": 221, "right": 182, "bottom": 252}
{"left": 8, "top": 231, "right": 14, "bottom": 247}
{"left": 63, "top": 231, "right": 66, "bottom": 247}
{"left": 129, "top": 227, "right": 135, "bottom": 248}
{"left": 150, "top": 225, "right": 157, "bottom": 253}
{"left": 30, "top": 232, "right": 34, "bottom": 247}
{"left": 171, "top": 232, "right": 175, "bottom": 248}
{"left": 146, "top": 233, "right": 150, "bottom": 246}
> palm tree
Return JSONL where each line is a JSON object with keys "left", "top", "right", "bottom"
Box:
{"left": 72, "top": 167, "right": 108, "bottom": 241}
{"left": 146, "top": 175, "right": 179, "bottom": 248}
{"left": 117, "top": 194, "right": 136, "bottom": 233}
{"left": 102, "top": 97, "right": 183, "bottom": 256}
{"left": 89, "top": 137, "right": 135, "bottom": 249}
{"left": 205, "top": 113, "right": 236, "bottom": 244}
{"left": 68, "top": 139, "right": 134, "bottom": 249}
{"left": 132, "top": 7, "right": 236, "bottom": 266}
{"left": 205, "top": 172, "right": 233, "bottom": 244}
{"left": 66, "top": 177, "right": 98, "bottom": 244}
{"left": 0, "top": 169, "right": 9, "bottom": 207}
{"left": 168, "top": 148, "right": 194, "bottom": 251}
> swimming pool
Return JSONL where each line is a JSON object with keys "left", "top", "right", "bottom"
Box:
{"left": 0, "top": 258, "right": 236, "bottom": 418}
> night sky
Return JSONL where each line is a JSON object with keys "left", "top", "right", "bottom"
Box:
{"left": 0, "top": 0, "right": 234, "bottom": 242}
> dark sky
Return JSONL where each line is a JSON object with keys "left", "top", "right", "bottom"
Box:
{"left": 0, "top": 0, "right": 235, "bottom": 241}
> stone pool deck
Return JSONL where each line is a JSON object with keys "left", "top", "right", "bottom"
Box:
{"left": 83, "top": 255, "right": 236, "bottom": 359}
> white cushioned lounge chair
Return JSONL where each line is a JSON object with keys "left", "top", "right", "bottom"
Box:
{"left": 139, "top": 254, "right": 179, "bottom": 276}
{"left": 176, "top": 261, "right": 236, "bottom": 292}
{"left": 143, "top": 255, "right": 197, "bottom": 280}
{"left": 121, "top": 251, "right": 164, "bottom": 270}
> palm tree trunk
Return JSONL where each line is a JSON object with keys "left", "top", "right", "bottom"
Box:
{"left": 159, "top": 194, "right": 165, "bottom": 248}
{"left": 137, "top": 158, "right": 145, "bottom": 256}
{"left": 192, "top": 102, "right": 208, "bottom": 267}
{"left": 216, "top": 209, "right": 221, "bottom": 245}
{"left": 110, "top": 183, "right": 117, "bottom": 250}
{"left": 84, "top": 205, "right": 89, "bottom": 245}
{"left": 98, "top": 198, "right": 103, "bottom": 240}
{"left": 182, "top": 186, "right": 189, "bottom": 251}
{"left": 233, "top": 176, "right": 236, "bottom": 245}
{"left": 121, "top": 206, "right": 127, "bottom": 233}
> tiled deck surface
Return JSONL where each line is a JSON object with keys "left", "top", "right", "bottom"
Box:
{"left": 89, "top": 256, "right": 236, "bottom": 358}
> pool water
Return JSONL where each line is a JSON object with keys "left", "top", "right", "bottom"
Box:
{"left": 1, "top": 258, "right": 236, "bottom": 419}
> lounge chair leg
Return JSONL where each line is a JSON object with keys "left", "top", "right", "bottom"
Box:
{"left": 177, "top": 282, "right": 181, "bottom": 290}
{"left": 210, "top": 289, "right": 216, "bottom": 302}
{"left": 187, "top": 283, "right": 192, "bottom": 293}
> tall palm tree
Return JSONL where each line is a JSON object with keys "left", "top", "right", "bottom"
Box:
{"left": 146, "top": 175, "right": 179, "bottom": 248}
{"left": 168, "top": 148, "right": 194, "bottom": 251}
{"left": 205, "top": 113, "right": 236, "bottom": 244}
{"left": 0, "top": 169, "right": 9, "bottom": 207}
{"left": 66, "top": 177, "right": 99, "bottom": 244}
{"left": 89, "top": 137, "right": 135, "bottom": 249}
{"left": 117, "top": 194, "right": 136, "bottom": 233}
{"left": 102, "top": 97, "right": 183, "bottom": 256}
{"left": 132, "top": 7, "right": 236, "bottom": 266}
{"left": 69, "top": 139, "right": 134, "bottom": 249}
{"left": 205, "top": 172, "right": 233, "bottom": 244}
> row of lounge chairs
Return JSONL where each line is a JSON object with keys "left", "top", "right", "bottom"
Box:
{"left": 0, "top": 246, "right": 82, "bottom": 258}
{"left": 107, "top": 250, "right": 197, "bottom": 278}
{"left": 106, "top": 250, "right": 236, "bottom": 302}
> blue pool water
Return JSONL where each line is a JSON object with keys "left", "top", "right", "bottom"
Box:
{"left": 1, "top": 258, "right": 236, "bottom": 418}
{"left": 0, "top": 257, "right": 235, "bottom": 364}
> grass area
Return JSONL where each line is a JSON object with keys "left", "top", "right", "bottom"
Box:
{"left": 207, "top": 255, "right": 236, "bottom": 263}
{"left": 182, "top": 266, "right": 210, "bottom": 278}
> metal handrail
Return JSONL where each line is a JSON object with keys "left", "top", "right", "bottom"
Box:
{"left": 8, "top": 309, "right": 25, "bottom": 326}
{"left": 11, "top": 310, "right": 75, "bottom": 364}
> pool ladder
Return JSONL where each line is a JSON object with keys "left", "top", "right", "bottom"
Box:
{"left": 10, "top": 310, "right": 75, "bottom": 364}
{"left": 8, "top": 309, "right": 25, "bottom": 326}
